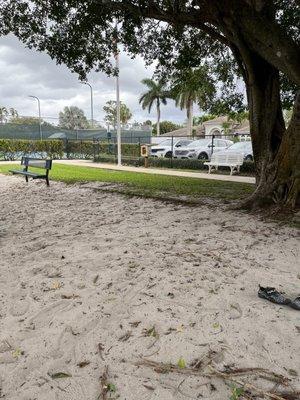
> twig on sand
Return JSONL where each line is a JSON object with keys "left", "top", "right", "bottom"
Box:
{"left": 135, "top": 354, "right": 299, "bottom": 400}
{"left": 99, "top": 365, "right": 109, "bottom": 400}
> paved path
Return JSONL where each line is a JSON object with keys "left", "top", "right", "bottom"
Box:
{"left": 56, "top": 159, "right": 256, "bottom": 184}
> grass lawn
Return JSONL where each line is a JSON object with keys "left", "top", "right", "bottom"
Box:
{"left": 0, "top": 163, "right": 254, "bottom": 201}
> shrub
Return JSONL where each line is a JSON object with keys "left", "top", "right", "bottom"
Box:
{"left": 0, "top": 139, "right": 64, "bottom": 160}
{"left": 94, "top": 155, "right": 255, "bottom": 175}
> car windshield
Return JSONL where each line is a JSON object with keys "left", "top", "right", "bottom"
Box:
{"left": 228, "top": 141, "right": 252, "bottom": 150}
{"left": 157, "top": 139, "right": 172, "bottom": 146}
{"left": 188, "top": 139, "right": 211, "bottom": 147}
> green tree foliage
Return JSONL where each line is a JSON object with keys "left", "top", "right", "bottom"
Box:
{"left": 10, "top": 115, "right": 54, "bottom": 130}
{"left": 170, "top": 67, "right": 216, "bottom": 135}
{"left": 139, "top": 79, "right": 169, "bottom": 136}
{"left": 103, "top": 100, "right": 132, "bottom": 129}
{"left": 59, "top": 106, "right": 89, "bottom": 130}
{"left": 0, "top": 107, "right": 8, "bottom": 124}
{"left": 152, "top": 121, "right": 182, "bottom": 136}
{"left": 1, "top": 1, "right": 299, "bottom": 207}
{"left": 0, "top": 107, "right": 19, "bottom": 124}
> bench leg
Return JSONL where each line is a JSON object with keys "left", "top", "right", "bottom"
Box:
{"left": 25, "top": 175, "right": 28, "bottom": 183}
{"left": 46, "top": 177, "right": 50, "bottom": 186}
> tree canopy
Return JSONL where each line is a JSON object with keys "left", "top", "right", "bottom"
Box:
{"left": 103, "top": 100, "right": 132, "bottom": 129}
{"left": 0, "top": 0, "right": 299, "bottom": 207}
{"left": 59, "top": 106, "right": 89, "bottom": 130}
{"left": 152, "top": 120, "right": 182, "bottom": 136}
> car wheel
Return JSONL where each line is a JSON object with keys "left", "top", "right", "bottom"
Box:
{"left": 165, "top": 151, "right": 172, "bottom": 158}
{"left": 245, "top": 155, "right": 253, "bottom": 161}
{"left": 198, "top": 152, "right": 208, "bottom": 160}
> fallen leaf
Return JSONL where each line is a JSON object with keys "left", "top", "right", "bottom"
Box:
{"left": 77, "top": 361, "right": 90, "bottom": 368}
{"left": 177, "top": 357, "right": 186, "bottom": 369}
{"left": 52, "top": 281, "right": 61, "bottom": 290}
{"left": 50, "top": 372, "right": 72, "bottom": 379}
{"left": 12, "top": 348, "right": 22, "bottom": 358}
{"left": 143, "top": 384, "right": 155, "bottom": 391}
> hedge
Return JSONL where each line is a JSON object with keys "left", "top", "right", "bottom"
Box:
{"left": 0, "top": 139, "right": 141, "bottom": 160}
{"left": 94, "top": 155, "right": 255, "bottom": 175}
{"left": 65, "top": 141, "right": 140, "bottom": 159}
{"left": 0, "top": 139, "right": 64, "bottom": 160}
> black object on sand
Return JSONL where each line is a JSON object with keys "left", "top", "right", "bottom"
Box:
{"left": 258, "top": 286, "right": 300, "bottom": 311}
{"left": 258, "top": 286, "right": 291, "bottom": 305}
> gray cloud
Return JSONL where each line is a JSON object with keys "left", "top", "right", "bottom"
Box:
{"left": 0, "top": 35, "right": 189, "bottom": 125}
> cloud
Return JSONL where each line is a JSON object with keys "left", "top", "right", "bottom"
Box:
{"left": 0, "top": 34, "right": 188, "bottom": 125}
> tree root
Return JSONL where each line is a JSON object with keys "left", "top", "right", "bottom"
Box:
{"left": 135, "top": 353, "right": 299, "bottom": 400}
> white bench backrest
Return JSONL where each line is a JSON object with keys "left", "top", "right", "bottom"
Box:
{"left": 210, "top": 152, "right": 243, "bottom": 164}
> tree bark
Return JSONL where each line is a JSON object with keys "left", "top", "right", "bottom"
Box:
{"left": 187, "top": 99, "right": 193, "bottom": 136}
{"left": 239, "top": 51, "right": 299, "bottom": 209}
{"left": 156, "top": 100, "right": 161, "bottom": 136}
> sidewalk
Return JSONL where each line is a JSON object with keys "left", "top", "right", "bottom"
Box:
{"left": 56, "top": 159, "right": 256, "bottom": 184}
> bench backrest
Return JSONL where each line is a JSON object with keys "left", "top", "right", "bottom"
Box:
{"left": 21, "top": 157, "right": 52, "bottom": 170}
{"left": 210, "top": 152, "right": 243, "bottom": 164}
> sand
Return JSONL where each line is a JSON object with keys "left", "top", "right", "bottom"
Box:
{"left": 0, "top": 174, "right": 299, "bottom": 400}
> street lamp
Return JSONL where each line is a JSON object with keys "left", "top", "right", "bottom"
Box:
{"left": 29, "top": 95, "right": 42, "bottom": 140}
{"left": 115, "top": 42, "right": 121, "bottom": 166}
{"left": 80, "top": 81, "right": 94, "bottom": 128}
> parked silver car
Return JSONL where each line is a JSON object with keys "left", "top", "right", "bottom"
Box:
{"left": 217, "top": 141, "right": 253, "bottom": 161}
{"left": 174, "top": 138, "right": 233, "bottom": 160}
{"left": 151, "top": 139, "right": 193, "bottom": 158}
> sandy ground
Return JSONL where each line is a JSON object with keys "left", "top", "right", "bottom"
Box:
{"left": 0, "top": 174, "right": 299, "bottom": 400}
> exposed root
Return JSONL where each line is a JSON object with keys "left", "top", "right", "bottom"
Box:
{"left": 135, "top": 353, "right": 299, "bottom": 400}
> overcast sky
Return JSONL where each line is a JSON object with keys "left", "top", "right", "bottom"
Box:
{"left": 0, "top": 34, "right": 195, "bottom": 126}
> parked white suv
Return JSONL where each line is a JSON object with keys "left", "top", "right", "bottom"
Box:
{"left": 217, "top": 141, "right": 253, "bottom": 161}
{"left": 174, "top": 138, "right": 233, "bottom": 160}
{"left": 151, "top": 139, "right": 193, "bottom": 158}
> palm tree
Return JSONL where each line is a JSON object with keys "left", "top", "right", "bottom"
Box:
{"left": 171, "top": 68, "right": 216, "bottom": 136}
{"left": 139, "top": 79, "right": 168, "bottom": 136}
{"left": 0, "top": 107, "right": 8, "bottom": 124}
{"left": 9, "top": 108, "right": 18, "bottom": 119}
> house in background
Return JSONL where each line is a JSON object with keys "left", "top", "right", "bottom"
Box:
{"left": 152, "top": 116, "right": 251, "bottom": 144}
{"left": 202, "top": 116, "right": 229, "bottom": 136}
{"left": 233, "top": 121, "right": 251, "bottom": 141}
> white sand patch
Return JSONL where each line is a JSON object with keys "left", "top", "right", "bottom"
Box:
{"left": 0, "top": 174, "right": 299, "bottom": 399}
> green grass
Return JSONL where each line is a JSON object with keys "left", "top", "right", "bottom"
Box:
{"left": 0, "top": 163, "right": 254, "bottom": 201}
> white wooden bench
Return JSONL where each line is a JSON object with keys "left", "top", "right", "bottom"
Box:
{"left": 204, "top": 152, "right": 244, "bottom": 175}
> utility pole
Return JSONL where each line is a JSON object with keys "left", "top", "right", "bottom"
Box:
{"left": 114, "top": 25, "right": 122, "bottom": 166}
{"left": 81, "top": 81, "right": 94, "bottom": 128}
{"left": 29, "top": 95, "right": 42, "bottom": 140}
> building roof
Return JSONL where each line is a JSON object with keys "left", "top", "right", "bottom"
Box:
{"left": 234, "top": 120, "right": 250, "bottom": 134}
{"left": 160, "top": 124, "right": 205, "bottom": 137}
{"left": 48, "top": 132, "right": 67, "bottom": 139}
{"left": 203, "top": 116, "right": 229, "bottom": 125}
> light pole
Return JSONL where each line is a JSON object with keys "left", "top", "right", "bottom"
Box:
{"left": 81, "top": 81, "right": 94, "bottom": 128}
{"left": 29, "top": 95, "right": 42, "bottom": 140}
{"left": 115, "top": 43, "right": 121, "bottom": 166}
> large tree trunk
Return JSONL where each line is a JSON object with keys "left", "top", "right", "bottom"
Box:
{"left": 240, "top": 52, "right": 299, "bottom": 209}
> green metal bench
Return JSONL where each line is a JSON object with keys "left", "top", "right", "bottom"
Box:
{"left": 10, "top": 157, "right": 52, "bottom": 186}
